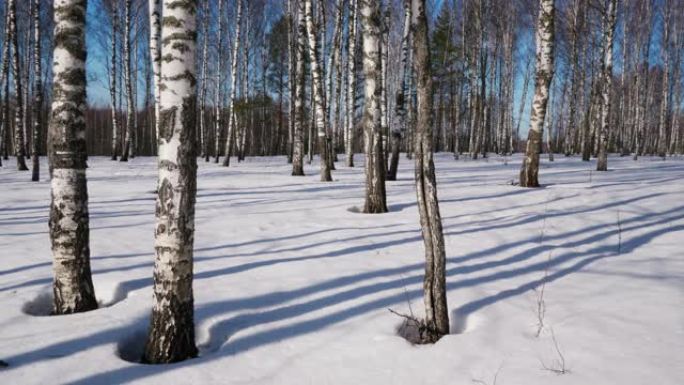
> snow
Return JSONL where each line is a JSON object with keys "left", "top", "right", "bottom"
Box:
{"left": 1, "top": 154, "right": 683, "bottom": 384}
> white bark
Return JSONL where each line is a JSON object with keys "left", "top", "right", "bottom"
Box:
{"left": 49, "top": 0, "right": 97, "bottom": 315}
{"left": 345, "top": 0, "right": 358, "bottom": 167}
{"left": 150, "top": 0, "right": 162, "bottom": 145}
{"left": 360, "top": 0, "right": 387, "bottom": 213}
{"left": 304, "top": 0, "right": 332, "bottom": 181}
{"left": 143, "top": 0, "right": 198, "bottom": 364}
{"left": 519, "top": 0, "right": 555, "bottom": 187}
{"left": 597, "top": 0, "right": 618, "bottom": 171}
{"left": 222, "top": 0, "right": 242, "bottom": 167}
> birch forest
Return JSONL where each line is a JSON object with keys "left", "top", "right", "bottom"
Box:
{"left": 1, "top": 0, "right": 683, "bottom": 382}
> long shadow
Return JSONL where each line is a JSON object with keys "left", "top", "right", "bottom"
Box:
{"left": 3, "top": 203, "right": 679, "bottom": 384}
{"left": 0, "top": 192, "right": 671, "bottom": 294}
{"left": 60, "top": 217, "right": 681, "bottom": 385}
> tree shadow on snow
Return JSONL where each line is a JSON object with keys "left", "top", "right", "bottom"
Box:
{"left": 0, "top": 197, "right": 679, "bottom": 384}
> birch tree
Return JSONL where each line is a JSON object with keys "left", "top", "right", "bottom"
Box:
{"left": 292, "top": 0, "right": 306, "bottom": 176}
{"left": 411, "top": 0, "right": 449, "bottom": 342}
{"left": 8, "top": 0, "right": 28, "bottom": 171}
{"left": 120, "top": 0, "right": 135, "bottom": 161}
{"left": 198, "top": 2, "right": 209, "bottom": 160}
{"left": 519, "top": 0, "right": 555, "bottom": 187}
{"left": 222, "top": 0, "right": 242, "bottom": 167}
{"left": 303, "top": 0, "right": 332, "bottom": 181}
{"left": 143, "top": 0, "right": 199, "bottom": 364}
{"left": 387, "top": 0, "right": 411, "bottom": 181}
{"left": 359, "top": 0, "right": 387, "bottom": 213}
{"left": 49, "top": 0, "right": 98, "bottom": 314}
{"left": 657, "top": 0, "right": 671, "bottom": 158}
{"left": 345, "top": 0, "right": 358, "bottom": 167}
{"left": 326, "top": 0, "right": 344, "bottom": 163}
{"left": 596, "top": 0, "right": 617, "bottom": 171}
{"left": 150, "top": 0, "right": 162, "bottom": 146}
{"left": 30, "top": 0, "right": 42, "bottom": 182}
{"left": 211, "top": 0, "right": 223, "bottom": 162}
{"left": 109, "top": 4, "right": 120, "bottom": 160}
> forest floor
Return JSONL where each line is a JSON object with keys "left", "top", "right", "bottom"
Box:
{"left": 0, "top": 153, "right": 683, "bottom": 384}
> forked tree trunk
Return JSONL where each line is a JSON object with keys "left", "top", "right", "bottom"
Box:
{"left": 303, "top": 0, "right": 332, "bottom": 181}
{"left": 411, "top": 0, "right": 449, "bottom": 341}
{"left": 9, "top": 0, "right": 28, "bottom": 171}
{"left": 387, "top": 0, "right": 411, "bottom": 180}
{"left": 596, "top": 0, "right": 617, "bottom": 171}
{"left": 222, "top": 0, "right": 242, "bottom": 167}
{"left": 345, "top": 0, "right": 358, "bottom": 167}
{"left": 519, "top": 0, "right": 555, "bottom": 187}
{"left": 31, "top": 0, "right": 42, "bottom": 182}
{"left": 49, "top": 0, "right": 98, "bottom": 315}
{"left": 292, "top": 0, "right": 306, "bottom": 176}
{"left": 360, "top": 0, "right": 387, "bottom": 213}
{"left": 143, "top": 0, "right": 198, "bottom": 364}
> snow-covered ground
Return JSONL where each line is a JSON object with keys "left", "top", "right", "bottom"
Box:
{"left": 1, "top": 154, "right": 682, "bottom": 385}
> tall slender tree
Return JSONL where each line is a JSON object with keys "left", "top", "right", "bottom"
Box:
{"left": 596, "top": 0, "right": 618, "bottom": 171}
{"left": 292, "top": 0, "right": 306, "bottom": 176}
{"left": 49, "top": 0, "right": 98, "bottom": 314}
{"left": 150, "top": 0, "right": 162, "bottom": 147}
{"left": 411, "top": 0, "right": 449, "bottom": 341}
{"left": 109, "top": 4, "right": 120, "bottom": 160}
{"left": 143, "top": 0, "right": 199, "bottom": 364}
{"left": 9, "top": 0, "right": 28, "bottom": 171}
{"left": 222, "top": 0, "right": 243, "bottom": 167}
{"left": 519, "top": 0, "right": 555, "bottom": 187}
{"left": 387, "top": 0, "right": 411, "bottom": 181}
{"left": 303, "top": 0, "right": 332, "bottom": 181}
{"left": 360, "top": 0, "right": 387, "bottom": 213}
{"left": 345, "top": 0, "right": 358, "bottom": 167}
{"left": 120, "top": 0, "right": 135, "bottom": 161}
{"left": 213, "top": 0, "right": 224, "bottom": 163}
{"left": 31, "top": 0, "right": 42, "bottom": 182}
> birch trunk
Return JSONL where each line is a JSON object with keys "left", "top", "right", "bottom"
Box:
{"left": 143, "top": 0, "right": 198, "bottom": 364}
{"left": 109, "top": 6, "right": 119, "bottom": 160}
{"left": 222, "top": 0, "right": 242, "bottom": 167}
{"left": 345, "top": 0, "right": 358, "bottom": 167}
{"left": 287, "top": 0, "right": 295, "bottom": 163}
{"left": 304, "top": 0, "right": 332, "bottom": 181}
{"left": 519, "top": 0, "right": 555, "bottom": 187}
{"left": 387, "top": 0, "right": 411, "bottom": 180}
{"left": 326, "top": 0, "right": 344, "bottom": 163}
{"left": 49, "top": 0, "right": 98, "bottom": 314}
{"left": 360, "top": 0, "right": 387, "bottom": 213}
{"left": 292, "top": 0, "right": 306, "bottom": 176}
{"left": 199, "top": 4, "right": 209, "bottom": 159}
{"left": 0, "top": 8, "right": 9, "bottom": 166}
{"left": 411, "top": 0, "right": 449, "bottom": 341}
{"left": 9, "top": 0, "right": 28, "bottom": 171}
{"left": 120, "top": 0, "right": 134, "bottom": 162}
{"left": 596, "top": 0, "right": 617, "bottom": 171}
{"left": 150, "top": 0, "right": 162, "bottom": 147}
{"left": 31, "top": 0, "right": 42, "bottom": 181}
{"left": 657, "top": 0, "right": 671, "bottom": 158}
{"left": 213, "top": 0, "right": 224, "bottom": 163}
